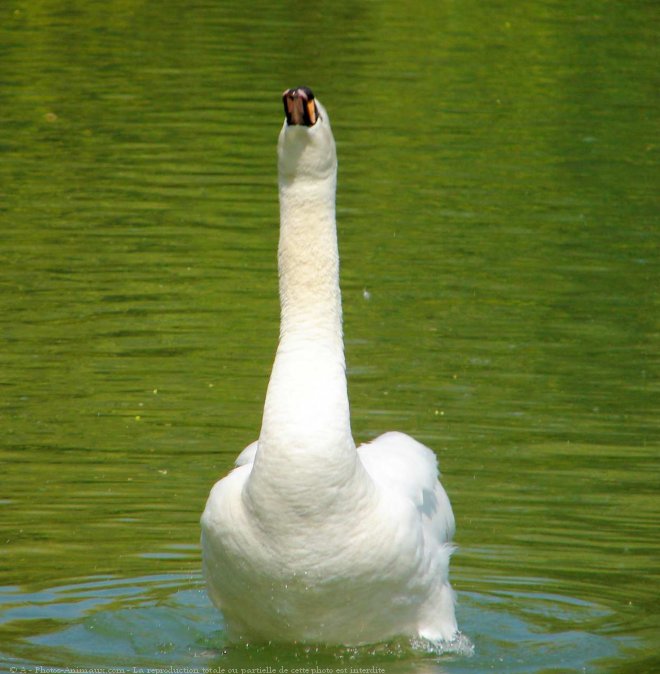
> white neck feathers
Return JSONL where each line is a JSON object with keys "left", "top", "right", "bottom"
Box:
{"left": 247, "top": 109, "right": 358, "bottom": 503}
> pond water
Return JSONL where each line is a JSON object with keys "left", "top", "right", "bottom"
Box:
{"left": 1, "top": 1, "right": 658, "bottom": 673}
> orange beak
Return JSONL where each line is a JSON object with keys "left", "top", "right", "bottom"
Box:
{"left": 283, "top": 87, "right": 318, "bottom": 127}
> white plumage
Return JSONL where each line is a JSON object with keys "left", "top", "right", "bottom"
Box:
{"left": 201, "top": 88, "right": 458, "bottom": 646}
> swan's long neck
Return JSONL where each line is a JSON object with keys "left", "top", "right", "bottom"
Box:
{"left": 277, "top": 177, "right": 342, "bottom": 346}
{"left": 247, "top": 162, "right": 358, "bottom": 504}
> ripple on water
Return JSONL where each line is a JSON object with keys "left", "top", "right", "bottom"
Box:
{"left": 0, "top": 574, "right": 630, "bottom": 673}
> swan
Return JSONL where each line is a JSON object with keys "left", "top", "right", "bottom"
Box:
{"left": 201, "top": 86, "right": 458, "bottom": 646}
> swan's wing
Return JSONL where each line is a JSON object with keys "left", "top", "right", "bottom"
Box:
{"left": 202, "top": 440, "right": 256, "bottom": 529}
{"left": 357, "top": 431, "right": 455, "bottom": 544}
{"left": 203, "top": 440, "right": 256, "bottom": 528}
{"left": 201, "top": 440, "right": 257, "bottom": 618}
{"left": 235, "top": 440, "right": 258, "bottom": 467}
{"left": 201, "top": 440, "right": 256, "bottom": 544}
{"left": 358, "top": 432, "right": 458, "bottom": 642}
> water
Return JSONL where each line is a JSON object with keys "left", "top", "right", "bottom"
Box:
{"left": 1, "top": 1, "right": 657, "bottom": 672}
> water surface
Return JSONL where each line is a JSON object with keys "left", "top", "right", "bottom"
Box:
{"left": 1, "top": 1, "right": 658, "bottom": 673}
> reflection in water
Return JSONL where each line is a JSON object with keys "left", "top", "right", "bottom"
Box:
{"left": 0, "top": 0, "right": 657, "bottom": 672}
{"left": 0, "top": 573, "right": 621, "bottom": 673}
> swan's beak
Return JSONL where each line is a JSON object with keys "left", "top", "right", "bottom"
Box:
{"left": 283, "top": 87, "right": 318, "bottom": 127}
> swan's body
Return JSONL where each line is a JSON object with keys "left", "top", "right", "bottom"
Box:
{"left": 201, "top": 88, "right": 458, "bottom": 645}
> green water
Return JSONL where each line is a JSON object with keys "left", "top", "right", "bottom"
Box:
{"left": 1, "top": 1, "right": 658, "bottom": 672}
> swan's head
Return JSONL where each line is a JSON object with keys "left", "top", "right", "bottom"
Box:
{"left": 278, "top": 87, "right": 336, "bottom": 185}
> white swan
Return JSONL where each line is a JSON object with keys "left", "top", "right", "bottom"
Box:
{"left": 201, "top": 87, "right": 458, "bottom": 646}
